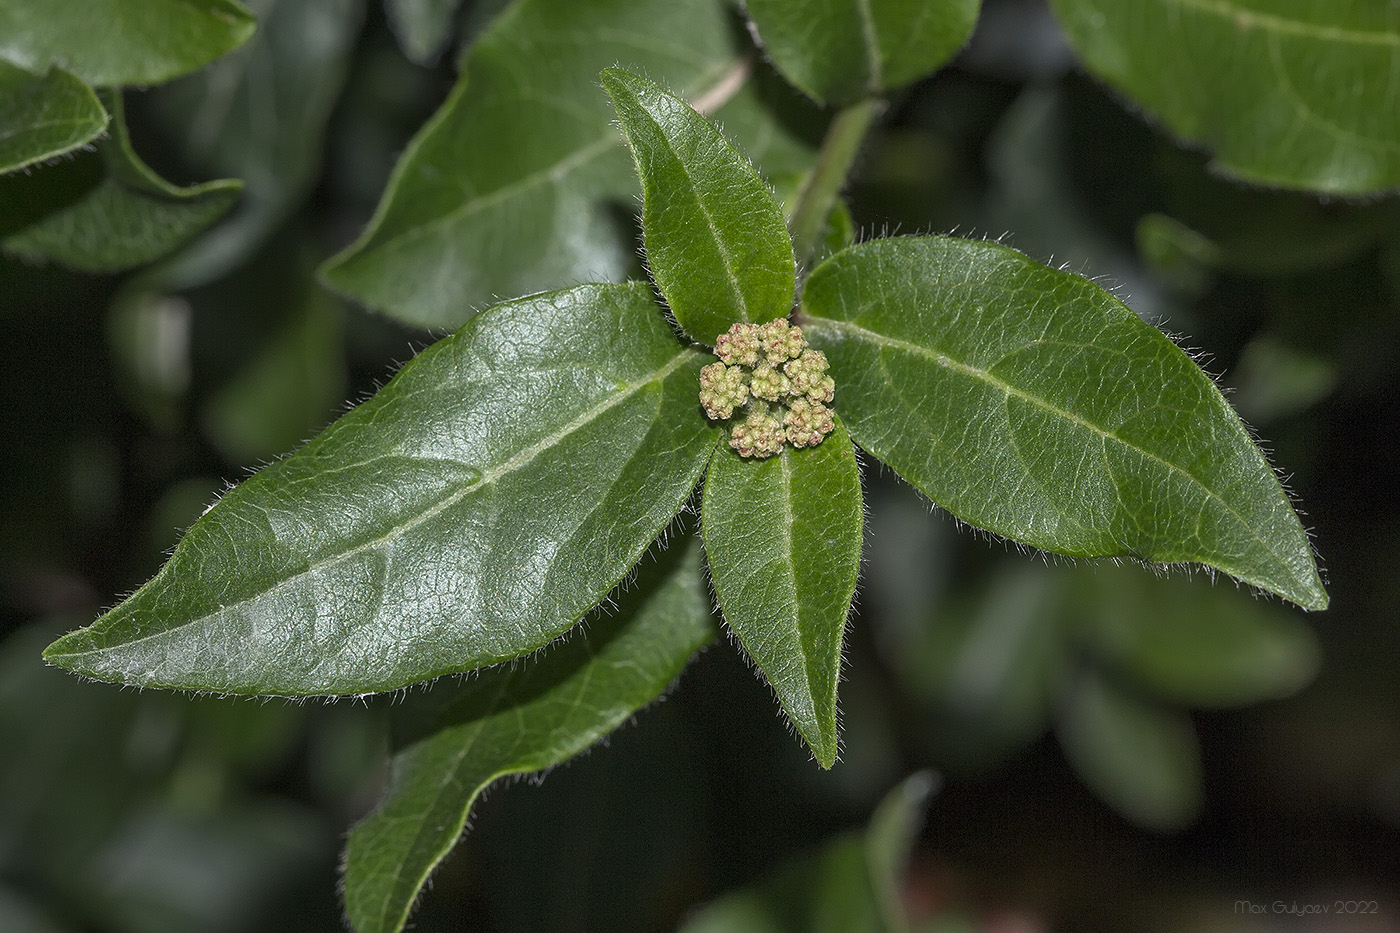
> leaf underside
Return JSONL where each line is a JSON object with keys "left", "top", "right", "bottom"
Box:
{"left": 701, "top": 420, "right": 863, "bottom": 768}
{"left": 343, "top": 535, "right": 715, "bottom": 933}
{"left": 799, "top": 236, "right": 1326, "bottom": 610}
{"left": 44, "top": 283, "right": 719, "bottom": 694}
{"left": 1, "top": 90, "right": 242, "bottom": 272}
{"left": 0, "top": 61, "right": 108, "bottom": 174}
{"left": 1049, "top": 0, "right": 1400, "bottom": 195}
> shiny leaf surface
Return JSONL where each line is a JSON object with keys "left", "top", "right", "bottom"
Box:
{"left": 1049, "top": 0, "right": 1400, "bottom": 194}
{"left": 0, "top": 61, "right": 106, "bottom": 174}
{"left": 604, "top": 67, "right": 795, "bottom": 346}
{"left": 701, "top": 421, "right": 863, "bottom": 767}
{"left": 44, "top": 283, "right": 719, "bottom": 694}
{"left": 0, "top": 0, "right": 256, "bottom": 87}
{"left": 799, "top": 237, "right": 1326, "bottom": 610}
{"left": 744, "top": 0, "right": 980, "bottom": 105}
{"left": 343, "top": 536, "right": 715, "bottom": 933}
{"left": 1, "top": 92, "right": 241, "bottom": 272}
{"left": 320, "top": 0, "right": 820, "bottom": 329}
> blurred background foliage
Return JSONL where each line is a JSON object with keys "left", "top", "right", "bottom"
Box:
{"left": 3, "top": 0, "right": 1399, "bottom": 930}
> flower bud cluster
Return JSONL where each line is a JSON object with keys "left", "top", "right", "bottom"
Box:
{"left": 700, "top": 319, "right": 836, "bottom": 458}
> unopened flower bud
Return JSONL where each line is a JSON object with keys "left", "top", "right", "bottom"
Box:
{"left": 730, "top": 409, "right": 785, "bottom": 458}
{"left": 783, "top": 398, "right": 835, "bottom": 448}
{"left": 699, "top": 362, "right": 748, "bottom": 420}
{"left": 714, "top": 322, "right": 761, "bottom": 367}
{"left": 758, "top": 318, "right": 806, "bottom": 364}
{"left": 748, "top": 363, "right": 790, "bottom": 401}
{"left": 783, "top": 349, "right": 830, "bottom": 397}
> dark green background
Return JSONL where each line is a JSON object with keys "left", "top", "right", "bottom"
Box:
{"left": 3, "top": 1, "right": 1398, "bottom": 930}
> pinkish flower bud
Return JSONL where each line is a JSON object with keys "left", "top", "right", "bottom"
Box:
{"left": 714, "top": 322, "right": 761, "bottom": 367}
{"left": 783, "top": 349, "right": 830, "bottom": 397}
{"left": 783, "top": 398, "right": 835, "bottom": 448}
{"left": 748, "top": 363, "right": 790, "bottom": 401}
{"left": 758, "top": 318, "right": 806, "bottom": 364}
{"left": 730, "top": 409, "right": 785, "bottom": 458}
{"left": 699, "top": 362, "right": 748, "bottom": 420}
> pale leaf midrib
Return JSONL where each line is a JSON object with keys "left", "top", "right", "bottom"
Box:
{"left": 1168, "top": 0, "right": 1400, "bottom": 47}
{"left": 633, "top": 102, "right": 753, "bottom": 323}
{"left": 803, "top": 314, "right": 1305, "bottom": 589}
{"left": 73, "top": 349, "right": 701, "bottom": 658}
{"left": 337, "top": 56, "right": 747, "bottom": 271}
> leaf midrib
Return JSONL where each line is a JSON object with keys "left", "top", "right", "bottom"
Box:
{"left": 803, "top": 314, "right": 1306, "bottom": 590}
{"left": 68, "top": 349, "right": 702, "bottom": 657}
{"left": 1167, "top": 0, "right": 1400, "bottom": 47}
{"left": 631, "top": 97, "right": 754, "bottom": 324}
{"left": 339, "top": 56, "right": 746, "bottom": 268}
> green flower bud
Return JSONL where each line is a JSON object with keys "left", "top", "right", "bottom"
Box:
{"left": 758, "top": 318, "right": 806, "bottom": 364}
{"left": 730, "top": 409, "right": 785, "bottom": 458}
{"left": 748, "top": 362, "right": 790, "bottom": 401}
{"left": 783, "top": 398, "right": 835, "bottom": 448}
{"left": 714, "top": 322, "right": 761, "bottom": 367}
{"left": 699, "top": 362, "right": 748, "bottom": 420}
{"left": 783, "top": 349, "right": 831, "bottom": 398}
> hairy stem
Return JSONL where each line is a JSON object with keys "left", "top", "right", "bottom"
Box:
{"left": 788, "top": 96, "right": 884, "bottom": 267}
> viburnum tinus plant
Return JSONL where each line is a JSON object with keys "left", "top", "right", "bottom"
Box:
{"left": 23, "top": 1, "right": 1361, "bottom": 930}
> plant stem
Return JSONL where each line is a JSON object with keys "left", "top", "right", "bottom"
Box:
{"left": 788, "top": 96, "right": 884, "bottom": 267}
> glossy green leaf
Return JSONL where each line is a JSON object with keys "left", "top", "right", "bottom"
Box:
{"left": 1073, "top": 568, "right": 1320, "bottom": 708}
{"left": 386, "top": 0, "right": 462, "bottom": 65}
{"left": 745, "top": 0, "right": 980, "bottom": 105}
{"left": 0, "top": 0, "right": 256, "bottom": 87}
{"left": 701, "top": 421, "right": 863, "bottom": 767}
{"left": 343, "top": 535, "right": 715, "bottom": 933}
{"left": 1048, "top": 0, "right": 1400, "bottom": 195}
{"left": 43, "top": 283, "right": 719, "bottom": 694}
{"left": 0, "top": 92, "right": 241, "bottom": 272}
{"left": 1056, "top": 669, "right": 1203, "bottom": 831}
{"left": 141, "top": 0, "right": 364, "bottom": 289}
{"left": 603, "top": 67, "right": 796, "bottom": 346}
{"left": 679, "top": 771, "right": 935, "bottom": 933}
{"left": 799, "top": 237, "right": 1327, "bottom": 611}
{"left": 320, "top": 0, "right": 821, "bottom": 329}
{"left": 0, "top": 61, "right": 107, "bottom": 174}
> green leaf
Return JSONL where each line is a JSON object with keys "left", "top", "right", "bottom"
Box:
{"left": 140, "top": 0, "right": 365, "bottom": 289}
{"left": 799, "top": 237, "right": 1327, "bottom": 611}
{"left": 43, "top": 283, "right": 719, "bottom": 694}
{"left": 701, "top": 420, "right": 863, "bottom": 768}
{"left": 343, "top": 535, "right": 715, "bottom": 933}
{"left": 603, "top": 67, "right": 796, "bottom": 346}
{"left": 385, "top": 0, "right": 462, "bottom": 66}
{"left": 1073, "top": 568, "right": 1320, "bottom": 708}
{"left": 679, "top": 771, "right": 936, "bottom": 933}
{"left": 0, "top": 0, "right": 257, "bottom": 87}
{"left": 1047, "top": 0, "right": 1400, "bottom": 195}
{"left": 0, "top": 91, "right": 242, "bottom": 272}
{"left": 319, "top": 0, "right": 821, "bottom": 330}
{"left": 0, "top": 61, "right": 107, "bottom": 174}
{"left": 745, "top": 0, "right": 980, "bottom": 105}
{"left": 1056, "top": 668, "right": 1203, "bottom": 831}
